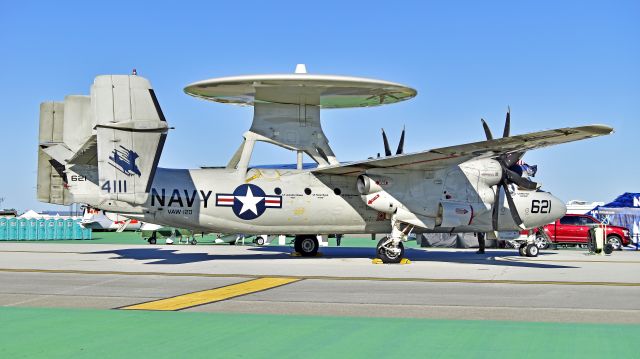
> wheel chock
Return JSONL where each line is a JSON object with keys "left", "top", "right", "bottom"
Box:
{"left": 290, "top": 251, "right": 323, "bottom": 257}
{"left": 371, "top": 258, "right": 411, "bottom": 264}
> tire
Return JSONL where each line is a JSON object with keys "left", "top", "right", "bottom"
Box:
{"left": 294, "top": 235, "right": 319, "bottom": 257}
{"left": 603, "top": 243, "right": 614, "bottom": 255}
{"left": 535, "top": 235, "right": 549, "bottom": 250}
{"left": 148, "top": 238, "right": 157, "bottom": 245}
{"left": 376, "top": 238, "right": 405, "bottom": 264}
{"left": 525, "top": 243, "right": 539, "bottom": 257}
{"left": 229, "top": 240, "right": 236, "bottom": 245}
{"left": 190, "top": 239, "right": 197, "bottom": 245}
{"left": 518, "top": 244, "right": 527, "bottom": 257}
{"left": 606, "top": 235, "right": 622, "bottom": 251}
{"left": 256, "top": 236, "right": 265, "bottom": 246}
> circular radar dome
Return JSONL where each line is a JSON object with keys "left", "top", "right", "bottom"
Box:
{"left": 183, "top": 65, "right": 417, "bottom": 109}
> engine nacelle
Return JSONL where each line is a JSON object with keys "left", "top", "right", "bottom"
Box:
{"left": 466, "top": 158, "right": 502, "bottom": 187}
{"left": 435, "top": 201, "right": 475, "bottom": 228}
{"left": 356, "top": 175, "right": 393, "bottom": 195}
{"left": 361, "top": 191, "right": 401, "bottom": 214}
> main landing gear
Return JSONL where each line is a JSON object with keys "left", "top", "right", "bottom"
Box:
{"left": 376, "top": 217, "right": 412, "bottom": 264}
{"left": 293, "top": 235, "right": 319, "bottom": 257}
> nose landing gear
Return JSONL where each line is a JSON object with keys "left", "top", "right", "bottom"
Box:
{"left": 518, "top": 243, "right": 539, "bottom": 257}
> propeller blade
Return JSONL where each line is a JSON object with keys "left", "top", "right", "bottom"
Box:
{"left": 492, "top": 185, "right": 500, "bottom": 231}
{"left": 501, "top": 152, "right": 523, "bottom": 168}
{"left": 395, "top": 126, "right": 405, "bottom": 155}
{"left": 504, "top": 168, "right": 539, "bottom": 190}
{"left": 502, "top": 107, "right": 511, "bottom": 138}
{"left": 502, "top": 181, "right": 526, "bottom": 229}
{"left": 381, "top": 128, "right": 392, "bottom": 156}
{"left": 481, "top": 119, "right": 493, "bottom": 140}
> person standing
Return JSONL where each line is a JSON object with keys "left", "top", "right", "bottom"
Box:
{"left": 476, "top": 232, "right": 486, "bottom": 254}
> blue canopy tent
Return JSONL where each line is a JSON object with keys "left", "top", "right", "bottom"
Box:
{"left": 588, "top": 192, "right": 640, "bottom": 248}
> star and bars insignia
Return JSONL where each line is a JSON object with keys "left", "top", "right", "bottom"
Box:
{"left": 216, "top": 184, "right": 282, "bottom": 220}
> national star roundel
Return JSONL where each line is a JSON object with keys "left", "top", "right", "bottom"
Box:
{"left": 215, "top": 184, "right": 282, "bottom": 220}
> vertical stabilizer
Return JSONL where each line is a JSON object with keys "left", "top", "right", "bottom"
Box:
{"left": 37, "top": 102, "right": 70, "bottom": 205}
{"left": 37, "top": 75, "right": 168, "bottom": 208}
{"left": 93, "top": 75, "right": 168, "bottom": 205}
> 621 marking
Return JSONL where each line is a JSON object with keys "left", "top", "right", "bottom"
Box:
{"left": 531, "top": 199, "right": 551, "bottom": 214}
{"left": 101, "top": 180, "right": 127, "bottom": 193}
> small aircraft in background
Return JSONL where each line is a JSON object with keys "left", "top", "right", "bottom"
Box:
{"left": 37, "top": 65, "right": 613, "bottom": 262}
{"left": 80, "top": 206, "right": 143, "bottom": 232}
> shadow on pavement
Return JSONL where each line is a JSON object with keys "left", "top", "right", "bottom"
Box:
{"left": 90, "top": 246, "right": 575, "bottom": 269}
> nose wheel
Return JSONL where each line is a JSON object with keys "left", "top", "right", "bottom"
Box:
{"left": 519, "top": 243, "right": 539, "bottom": 257}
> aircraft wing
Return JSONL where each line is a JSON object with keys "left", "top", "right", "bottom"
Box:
{"left": 312, "top": 124, "right": 613, "bottom": 175}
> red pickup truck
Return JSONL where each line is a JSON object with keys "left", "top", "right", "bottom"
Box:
{"left": 532, "top": 214, "right": 631, "bottom": 250}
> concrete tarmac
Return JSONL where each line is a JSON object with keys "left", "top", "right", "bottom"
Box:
{"left": 1, "top": 242, "right": 639, "bottom": 323}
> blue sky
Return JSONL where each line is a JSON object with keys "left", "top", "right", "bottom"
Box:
{"left": 1, "top": 0, "right": 638, "bottom": 212}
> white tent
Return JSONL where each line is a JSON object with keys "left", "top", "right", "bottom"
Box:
{"left": 18, "top": 210, "right": 43, "bottom": 219}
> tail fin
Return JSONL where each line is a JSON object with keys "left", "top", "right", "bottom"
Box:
{"left": 93, "top": 75, "right": 168, "bottom": 204}
{"left": 37, "top": 75, "right": 168, "bottom": 207}
{"left": 37, "top": 101, "right": 70, "bottom": 205}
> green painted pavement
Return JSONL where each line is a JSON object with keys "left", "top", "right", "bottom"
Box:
{"left": 0, "top": 307, "right": 636, "bottom": 358}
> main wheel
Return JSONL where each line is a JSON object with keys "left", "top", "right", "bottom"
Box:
{"left": 148, "top": 236, "right": 157, "bottom": 245}
{"left": 294, "top": 235, "right": 319, "bottom": 257}
{"left": 190, "top": 238, "right": 197, "bottom": 245}
{"left": 518, "top": 244, "right": 527, "bottom": 256}
{"left": 376, "top": 238, "right": 405, "bottom": 264}
{"left": 525, "top": 243, "right": 539, "bottom": 257}
{"left": 606, "top": 235, "right": 622, "bottom": 251}
{"left": 256, "top": 236, "right": 265, "bottom": 246}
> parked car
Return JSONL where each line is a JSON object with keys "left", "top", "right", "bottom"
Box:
{"left": 525, "top": 214, "right": 631, "bottom": 250}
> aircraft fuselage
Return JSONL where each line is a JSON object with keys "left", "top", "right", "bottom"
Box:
{"left": 107, "top": 158, "right": 565, "bottom": 235}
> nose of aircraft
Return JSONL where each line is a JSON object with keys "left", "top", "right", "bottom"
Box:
{"left": 550, "top": 193, "right": 567, "bottom": 220}
{"left": 521, "top": 191, "right": 567, "bottom": 229}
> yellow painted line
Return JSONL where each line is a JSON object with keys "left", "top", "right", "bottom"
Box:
{"left": 1, "top": 268, "right": 640, "bottom": 287}
{"left": 121, "top": 277, "right": 301, "bottom": 311}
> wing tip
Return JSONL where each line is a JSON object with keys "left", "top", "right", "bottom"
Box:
{"left": 579, "top": 124, "right": 614, "bottom": 136}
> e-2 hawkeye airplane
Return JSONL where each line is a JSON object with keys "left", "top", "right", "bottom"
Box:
{"left": 37, "top": 66, "right": 613, "bottom": 263}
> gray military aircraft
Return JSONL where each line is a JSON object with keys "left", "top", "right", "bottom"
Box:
{"left": 37, "top": 67, "right": 613, "bottom": 262}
